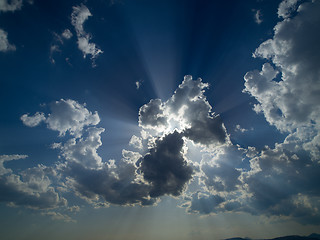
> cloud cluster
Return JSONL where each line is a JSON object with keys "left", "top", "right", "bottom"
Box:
{"left": 21, "top": 99, "right": 100, "bottom": 137}
{"left": 71, "top": 4, "right": 103, "bottom": 66}
{"left": 12, "top": 0, "right": 320, "bottom": 224}
{"left": 0, "top": 154, "right": 66, "bottom": 209}
{"left": 240, "top": 0, "right": 320, "bottom": 223}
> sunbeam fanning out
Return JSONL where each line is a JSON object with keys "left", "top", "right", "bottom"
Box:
{"left": 1, "top": 0, "right": 320, "bottom": 239}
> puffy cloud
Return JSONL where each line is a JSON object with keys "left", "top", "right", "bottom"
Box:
{"left": 278, "top": 0, "right": 300, "bottom": 18}
{"left": 241, "top": 0, "right": 320, "bottom": 224}
{"left": 71, "top": 4, "right": 103, "bottom": 66}
{"left": 21, "top": 99, "right": 100, "bottom": 137}
{"left": 244, "top": 0, "right": 320, "bottom": 137}
{"left": 139, "top": 131, "right": 193, "bottom": 197}
{"left": 0, "top": 155, "right": 66, "bottom": 209}
{"left": 0, "top": 29, "right": 15, "bottom": 52}
{"left": 46, "top": 99, "right": 100, "bottom": 137}
{"left": 53, "top": 127, "right": 105, "bottom": 169}
{"left": 129, "top": 135, "right": 143, "bottom": 150}
{"left": 139, "top": 75, "right": 228, "bottom": 147}
{"left": 139, "top": 99, "right": 168, "bottom": 130}
{"left": 62, "top": 29, "right": 73, "bottom": 40}
{"left": 20, "top": 112, "right": 46, "bottom": 127}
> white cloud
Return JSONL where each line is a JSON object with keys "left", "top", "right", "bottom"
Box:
{"left": 46, "top": 99, "right": 100, "bottom": 137}
{"left": 62, "top": 29, "right": 73, "bottom": 39}
{"left": 21, "top": 112, "right": 46, "bottom": 127}
{"left": 139, "top": 75, "right": 228, "bottom": 148}
{"left": 0, "top": 29, "right": 15, "bottom": 52}
{"left": 235, "top": 124, "right": 248, "bottom": 133}
{"left": 129, "top": 135, "right": 143, "bottom": 150}
{"left": 71, "top": 4, "right": 103, "bottom": 66}
{"left": 53, "top": 127, "right": 105, "bottom": 169}
{"left": 278, "top": 0, "right": 300, "bottom": 18}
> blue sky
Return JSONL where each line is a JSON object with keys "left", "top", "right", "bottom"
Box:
{"left": 1, "top": 0, "right": 320, "bottom": 239}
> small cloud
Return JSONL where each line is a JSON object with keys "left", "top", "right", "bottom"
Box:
{"left": 254, "top": 9, "right": 263, "bottom": 24}
{"left": 129, "top": 135, "right": 143, "bottom": 149}
{"left": 71, "top": 4, "right": 103, "bottom": 67}
{"left": 62, "top": 29, "right": 73, "bottom": 40}
{"left": 235, "top": 124, "right": 248, "bottom": 133}
{"left": 0, "top": 29, "right": 16, "bottom": 52}
{"left": 20, "top": 112, "right": 46, "bottom": 127}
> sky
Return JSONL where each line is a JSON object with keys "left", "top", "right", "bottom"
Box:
{"left": 0, "top": 0, "right": 320, "bottom": 239}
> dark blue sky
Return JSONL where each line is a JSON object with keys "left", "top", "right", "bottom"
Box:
{"left": 1, "top": 0, "right": 320, "bottom": 239}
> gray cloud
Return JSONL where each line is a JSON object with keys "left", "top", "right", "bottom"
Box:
{"left": 0, "top": 29, "right": 15, "bottom": 52}
{"left": 0, "top": 155, "right": 66, "bottom": 209}
{"left": 139, "top": 131, "right": 193, "bottom": 198}
{"left": 0, "top": 0, "right": 22, "bottom": 12}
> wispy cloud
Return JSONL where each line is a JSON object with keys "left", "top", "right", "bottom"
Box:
{"left": 0, "top": 29, "right": 15, "bottom": 52}
{"left": 71, "top": 4, "right": 103, "bottom": 67}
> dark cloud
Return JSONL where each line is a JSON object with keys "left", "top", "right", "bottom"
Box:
{"left": 139, "top": 131, "right": 193, "bottom": 197}
{"left": 187, "top": 192, "right": 225, "bottom": 214}
{"left": 139, "top": 99, "right": 168, "bottom": 129}
{"left": 0, "top": 155, "right": 66, "bottom": 209}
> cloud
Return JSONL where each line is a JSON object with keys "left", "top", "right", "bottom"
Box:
{"left": 129, "top": 135, "right": 143, "bottom": 150}
{"left": 21, "top": 112, "right": 46, "bottom": 127}
{"left": 71, "top": 4, "right": 103, "bottom": 66}
{"left": 62, "top": 29, "right": 73, "bottom": 40}
{"left": 22, "top": 99, "right": 100, "bottom": 137}
{"left": 50, "top": 29, "right": 73, "bottom": 64}
{"left": 0, "top": 0, "right": 23, "bottom": 12}
{"left": 244, "top": 0, "right": 320, "bottom": 134}
{"left": 139, "top": 131, "right": 193, "bottom": 197}
{"left": 139, "top": 75, "right": 228, "bottom": 147}
{"left": 187, "top": 192, "right": 225, "bottom": 214}
{"left": 278, "top": 0, "right": 300, "bottom": 18}
{"left": 53, "top": 127, "right": 105, "bottom": 169}
{"left": 0, "top": 29, "right": 15, "bottom": 52}
{"left": 240, "top": 0, "right": 320, "bottom": 224}
{"left": 254, "top": 9, "right": 263, "bottom": 24}
{"left": 0, "top": 155, "right": 66, "bottom": 209}
{"left": 235, "top": 124, "right": 248, "bottom": 133}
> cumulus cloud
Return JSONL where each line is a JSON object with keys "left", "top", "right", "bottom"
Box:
{"left": 21, "top": 112, "right": 46, "bottom": 127}
{"left": 129, "top": 135, "right": 143, "bottom": 150}
{"left": 139, "top": 131, "right": 193, "bottom": 197}
{"left": 278, "top": 0, "right": 300, "bottom": 18}
{"left": 0, "top": 155, "right": 66, "bottom": 209}
{"left": 71, "top": 4, "right": 103, "bottom": 66}
{"left": 241, "top": 0, "right": 320, "bottom": 223}
{"left": 0, "top": 29, "right": 15, "bottom": 52}
{"left": 62, "top": 29, "right": 73, "bottom": 40}
{"left": 139, "top": 75, "right": 228, "bottom": 147}
{"left": 22, "top": 99, "right": 100, "bottom": 137}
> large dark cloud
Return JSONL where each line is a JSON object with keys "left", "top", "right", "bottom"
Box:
{"left": 139, "top": 131, "right": 193, "bottom": 198}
